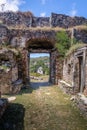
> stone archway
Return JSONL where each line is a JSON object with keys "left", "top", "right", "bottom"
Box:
{"left": 20, "top": 38, "right": 61, "bottom": 85}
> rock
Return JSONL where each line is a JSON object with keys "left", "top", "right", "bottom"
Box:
{"left": 8, "top": 96, "right": 16, "bottom": 102}
{"left": 70, "top": 96, "right": 76, "bottom": 101}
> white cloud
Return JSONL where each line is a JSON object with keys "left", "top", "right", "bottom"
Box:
{"left": 40, "top": 12, "right": 46, "bottom": 17}
{"left": 0, "top": 0, "right": 25, "bottom": 12}
{"left": 70, "top": 3, "right": 77, "bottom": 17}
{"left": 41, "top": 0, "right": 46, "bottom": 5}
{"left": 70, "top": 10, "right": 77, "bottom": 17}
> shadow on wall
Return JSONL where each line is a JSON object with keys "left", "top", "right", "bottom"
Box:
{"left": 0, "top": 103, "right": 25, "bottom": 130}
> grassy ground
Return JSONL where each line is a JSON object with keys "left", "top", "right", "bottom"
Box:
{"left": 0, "top": 82, "right": 87, "bottom": 130}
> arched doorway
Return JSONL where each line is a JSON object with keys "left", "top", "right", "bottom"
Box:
{"left": 20, "top": 38, "right": 61, "bottom": 86}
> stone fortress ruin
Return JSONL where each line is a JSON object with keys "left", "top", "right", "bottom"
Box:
{"left": 0, "top": 11, "right": 87, "bottom": 116}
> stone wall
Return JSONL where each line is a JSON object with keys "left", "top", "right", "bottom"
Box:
{"left": 55, "top": 57, "right": 63, "bottom": 84}
{"left": 51, "top": 13, "right": 87, "bottom": 28}
{"left": 0, "top": 25, "right": 87, "bottom": 48}
{"left": 0, "top": 12, "right": 87, "bottom": 28}
{"left": 62, "top": 46, "right": 87, "bottom": 95}
{"left": 0, "top": 48, "right": 21, "bottom": 94}
{"left": 1, "top": 11, "right": 87, "bottom": 89}
{"left": 0, "top": 70, "right": 12, "bottom": 94}
{"left": 32, "top": 17, "right": 50, "bottom": 27}
{"left": 0, "top": 12, "right": 50, "bottom": 27}
{"left": 0, "top": 25, "right": 9, "bottom": 45}
{"left": 63, "top": 54, "right": 81, "bottom": 94}
{"left": 0, "top": 24, "right": 87, "bottom": 48}
{"left": 9, "top": 29, "right": 56, "bottom": 48}
{"left": 50, "top": 49, "right": 61, "bottom": 84}
{"left": 0, "top": 12, "right": 33, "bottom": 27}
{"left": 74, "top": 29, "right": 87, "bottom": 43}
{"left": 84, "top": 55, "right": 87, "bottom": 96}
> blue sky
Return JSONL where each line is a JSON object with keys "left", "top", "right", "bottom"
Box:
{"left": 20, "top": 0, "right": 87, "bottom": 17}
{"left": 0, "top": 0, "right": 87, "bottom": 18}
{"left": 30, "top": 53, "right": 50, "bottom": 58}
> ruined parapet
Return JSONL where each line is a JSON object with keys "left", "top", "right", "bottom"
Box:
{"left": 32, "top": 17, "right": 50, "bottom": 27}
{"left": 51, "top": 13, "right": 87, "bottom": 28}
{"left": 0, "top": 11, "right": 33, "bottom": 27}
{"left": 74, "top": 29, "right": 87, "bottom": 43}
{"left": 0, "top": 12, "right": 87, "bottom": 28}
{"left": 0, "top": 12, "right": 87, "bottom": 47}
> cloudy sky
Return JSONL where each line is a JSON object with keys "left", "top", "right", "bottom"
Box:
{"left": 0, "top": 0, "right": 87, "bottom": 18}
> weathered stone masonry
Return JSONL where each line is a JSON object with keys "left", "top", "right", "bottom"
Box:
{"left": 63, "top": 46, "right": 87, "bottom": 95}
{"left": 0, "top": 12, "right": 87, "bottom": 28}
{"left": 0, "top": 12, "right": 87, "bottom": 94}
{"left": 61, "top": 46, "right": 87, "bottom": 117}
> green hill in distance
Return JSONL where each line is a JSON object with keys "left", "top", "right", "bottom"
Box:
{"left": 30, "top": 56, "right": 50, "bottom": 75}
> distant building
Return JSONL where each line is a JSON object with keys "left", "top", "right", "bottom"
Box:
{"left": 37, "top": 66, "right": 44, "bottom": 75}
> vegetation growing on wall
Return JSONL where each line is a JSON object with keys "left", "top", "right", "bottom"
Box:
{"left": 55, "top": 31, "right": 71, "bottom": 57}
{"left": 66, "top": 43, "right": 87, "bottom": 56}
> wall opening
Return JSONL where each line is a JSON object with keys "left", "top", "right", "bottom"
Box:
{"left": 29, "top": 53, "right": 50, "bottom": 86}
{"left": 79, "top": 56, "right": 84, "bottom": 93}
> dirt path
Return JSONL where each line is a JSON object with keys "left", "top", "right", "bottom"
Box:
{"left": 0, "top": 82, "right": 87, "bottom": 130}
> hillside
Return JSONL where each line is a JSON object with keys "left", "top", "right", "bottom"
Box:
{"left": 30, "top": 56, "right": 50, "bottom": 75}
{"left": 30, "top": 56, "right": 49, "bottom": 63}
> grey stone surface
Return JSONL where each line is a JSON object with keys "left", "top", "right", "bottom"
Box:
{"left": 51, "top": 13, "right": 87, "bottom": 28}
{"left": 0, "top": 12, "right": 87, "bottom": 28}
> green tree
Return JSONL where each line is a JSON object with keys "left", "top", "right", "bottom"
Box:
{"left": 30, "top": 59, "right": 49, "bottom": 75}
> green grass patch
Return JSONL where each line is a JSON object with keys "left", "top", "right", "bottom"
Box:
{"left": 1, "top": 85, "right": 87, "bottom": 130}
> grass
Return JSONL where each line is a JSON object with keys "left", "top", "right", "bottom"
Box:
{"left": 66, "top": 43, "right": 87, "bottom": 56}
{"left": 6, "top": 24, "right": 87, "bottom": 32}
{"left": 7, "top": 26, "right": 65, "bottom": 31}
{"left": 71, "top": 25, "right": 87, "bottom": 31}
{"left": 0, "top": 84, "right": 87, "bottom": 130}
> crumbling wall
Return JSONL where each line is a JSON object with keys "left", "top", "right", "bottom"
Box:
{"left": 74, "top": 29, "right": 87, "bottom": 43}
{"left": 63, "top": 47, "right": 87, "bottom": 95}
{"left": 63, "top": 55, "right": 74, "bottom": 85}
{"left": 0, "top": 12, "right": 87, "bottom": 28}
{"left": 0, "top": 71, "right": 12, "bottom": 94}
{"left": 51, "top": 13, "right": 87, "bottom": 28}
{"left": 63, "top": 54, "right": 80, "bottom": 94}
{"left": 0, "top": 49, "right": 19, "bottom": 94}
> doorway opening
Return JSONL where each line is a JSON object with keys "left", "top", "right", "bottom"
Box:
{"left": 79, "top": 56, "right": 85, "bottom": 93}
{"left": 29, "top": 53, "right": 50, "bottom": 87}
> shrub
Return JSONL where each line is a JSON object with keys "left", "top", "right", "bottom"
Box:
{"left": 55, "top": 31, "right": 71, "bottom": 57}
